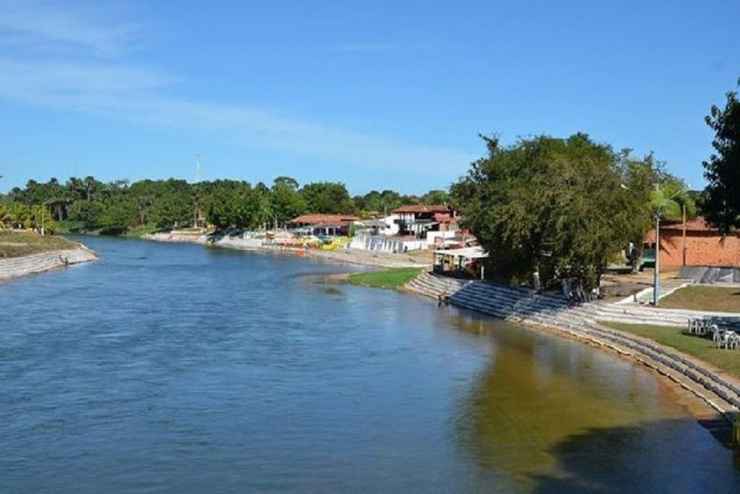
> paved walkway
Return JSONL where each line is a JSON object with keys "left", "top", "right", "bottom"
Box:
{"left": 616, "top": 277, "right": 693, "bottom": 305}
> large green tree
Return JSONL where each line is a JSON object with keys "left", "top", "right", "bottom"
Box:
{"left": 300, "top": 182, "right": 355, "bottom": 214}
{"left": 702, "top": 81, "right": 740, "bottom": 234}
{"left": 451, "top": 134, "right": 653, "bottom": 290}
{"left": 271, "top": 177, "right": 306, "bottom": 226}
{"left": 421, "top": 189, "right": 449, "bottom": 205}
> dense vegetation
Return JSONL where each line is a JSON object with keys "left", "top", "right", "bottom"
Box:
{"left": 450, "top": 133, "right": 694, "bottom": 290}
{"left": 0, "top": 202, "right": 59, "bottom": 234}
{"left": 702, "top": 81, "right": 740, "bottom": 235}
{"left": 0, "top": 176, "right": 449, "bottom": 235}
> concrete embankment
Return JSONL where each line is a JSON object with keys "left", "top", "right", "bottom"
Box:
{"left": 0, "top": 246, "right": 97, "bottom": 282}
{"left": 406, "top": 272, "right": 740, "bottom": 421}
{"left": 144, "top": 232, "right": 431, "bottom": 269}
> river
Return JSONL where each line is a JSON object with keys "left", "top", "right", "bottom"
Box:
{"left": 1, "top": 236, "right": 738, "bottom": 493}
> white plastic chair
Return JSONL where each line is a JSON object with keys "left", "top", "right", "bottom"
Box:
{"left": 726, "top": 332, "right": 740, "bottom": 350}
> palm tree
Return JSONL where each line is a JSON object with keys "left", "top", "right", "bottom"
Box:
{"left": 649, "top": 181, "right": 695, "bottom": 304}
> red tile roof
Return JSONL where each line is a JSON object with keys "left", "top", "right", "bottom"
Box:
{"left": 660, "top": 217, "right": 717, "bottom": 232}
{"left": 645, "top": 216, "right": 733, "bottom": 242}
{"left": 290, "top": 214, "right": 359, "bottom": 226}
{"left": 392, "top": 204, "right": 451, "bottom": 214}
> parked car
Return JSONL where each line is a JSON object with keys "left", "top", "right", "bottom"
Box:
{"left": 639, "top": 247, "right": 656, "bottom": 271}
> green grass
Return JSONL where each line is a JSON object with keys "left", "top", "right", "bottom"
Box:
{"left": 0, "top": 231, "right": 78, "bottom": 258}
{"left": 122, "top": 224, "right": 161, "bottom": 238}
{"left": 347, "top": 268, "right": 423, "bottom": 290}
{"left": 602, "top": 321, "right": 740, "bottom": 379}
{"left": 659, "top": 285, "right": 740, "bottom": 313}
{"left": 55, "top": 220, "right": 84, "bottom": 234}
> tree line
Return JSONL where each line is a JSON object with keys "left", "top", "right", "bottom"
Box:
{"left": 1, "top": 80, "right": 736, "bottom": 293}
{"left": 0, "top": 176, "right": 449, "bottom": 234}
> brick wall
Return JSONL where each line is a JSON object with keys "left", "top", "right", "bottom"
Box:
{"left": 658, "top": 231, "right": 740, "bottom": 268}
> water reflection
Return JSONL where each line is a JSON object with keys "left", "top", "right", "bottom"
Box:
{"left": 529, "top": 420, "right": 740, "bottom": 493}
{"left": 1, "top": 237, "right": 738, "bottom": 493}
{"left": 450, "top": 310, "right": 740, "bottom": 492}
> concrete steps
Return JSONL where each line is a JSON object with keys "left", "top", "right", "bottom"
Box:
{"left": 404, "top": 271, "right": 740, "bottom": 413}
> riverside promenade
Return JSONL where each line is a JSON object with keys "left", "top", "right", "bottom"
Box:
{"left": 406, "top": 271, "right": 740, "bottom": 422}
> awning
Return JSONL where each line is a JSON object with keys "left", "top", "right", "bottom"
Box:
{"left": 434, "top": 247, "right": 488, "bottom": 259}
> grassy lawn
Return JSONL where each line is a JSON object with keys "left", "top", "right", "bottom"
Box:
{"left": 0, "top": 231, "right": 78, "bottom": 258}
{"left": 659, "top": 285, "right": 740, "bottom": 313}
{"left": 602, "top": 321, "right": 740, "bottom": 379}
{"left": 347, "top": 268, "right": 423, "bottom": 290}
{"left": 123, "top": 224, "right": 161, "bottom": 238}
{"left": 55, "top": 220, "right": 86, "bottom": 234}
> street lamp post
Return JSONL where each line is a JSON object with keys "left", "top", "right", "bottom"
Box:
{"left": 653, "top": 212, "right": 660, "bottom": 306}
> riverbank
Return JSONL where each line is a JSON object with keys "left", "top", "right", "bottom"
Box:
{"left": 0, "top": 231, "right": 98, "bottom": 282}
{"left": 0, "top": 231, "right": 79, "bottom": 258}
{"left": 143, "top": 231, "right": 739, "bottom": 436}
{"left": 346, "top": 268, "right": 423, "bottom": 289}
{"left": 402, "top": 271, "right": 740, "bottom": 440}
{"left": 0, "top": 244, "right": 97, "bottom": 282}
{"left": 144, "top": 231, "right": 433, "bottom": 269}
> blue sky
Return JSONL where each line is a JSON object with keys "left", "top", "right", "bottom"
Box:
{"left": 1, "top": 1, "right": 738, "bottom": 194}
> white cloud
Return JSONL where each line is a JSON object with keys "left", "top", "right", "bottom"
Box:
{"left": 0, "top": 58, "right": 472, "bottom": 172}
{"left": 0, "top": 2, "right": 474, "bottom": 177}
{"left": 0, "top": 0, "right": 139, "bottom": 56}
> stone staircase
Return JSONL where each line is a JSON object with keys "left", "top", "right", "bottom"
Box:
{"left": 405, "top": 271, "right": 740, "bottom": 413}
{"left": 0, "top": 248, "right": 97, "bottom": 281}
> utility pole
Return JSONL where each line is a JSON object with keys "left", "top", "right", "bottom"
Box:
{"left": 682, "top": 202, "right": 687, "bottom": 266}
{"left": 194, "top": 154, "right": 203, "bottom": 183}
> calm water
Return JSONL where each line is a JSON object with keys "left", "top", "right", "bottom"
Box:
{"left": 1, "top": 236, "right": 738, "bottom": 493}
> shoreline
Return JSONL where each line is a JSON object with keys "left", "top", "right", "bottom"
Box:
{"left": 0, "top": 243, "right": 98, "bottom": 283}
{"left": 142, "top": 232, "right": 737, "bottom": 440}
{"left": 144, "top": 231, "right": 433, "bottom": 269}
{"left": 401, "top": 274, "right": 740, "bottom": 440}
{"left": 397, "top": 285, "right": 738, "bottom": 444}
{"left": 320, "top": 268, "right": 738, "bottom": 437}
{"left": 525, "top": 319, "right": 734, "bottom": 422}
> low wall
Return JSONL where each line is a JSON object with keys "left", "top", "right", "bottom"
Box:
{"left": 426, "top": 231, "right": 457, "bottom": 247}
{"left": 659, "top": 231, "right": 740, "bottom": 268}
{"left": 680, "top": 266, "right": 740, "bottom": 284}
{"left": 350, "top": 234, "right": 425, "bottom": 253}
{"left": 144, "top": 232, "right": 208, "bottom": 245}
